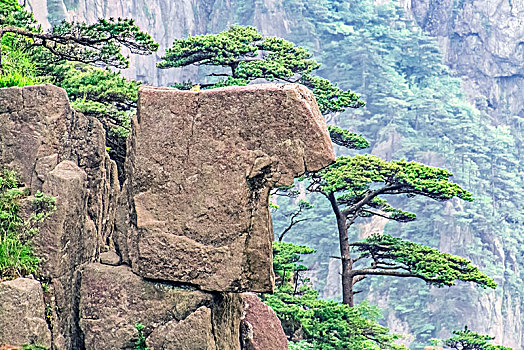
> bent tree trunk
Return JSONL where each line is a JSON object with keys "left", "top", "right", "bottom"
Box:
{"left": 328, "top": 193, "right": 354, "bottom": 306}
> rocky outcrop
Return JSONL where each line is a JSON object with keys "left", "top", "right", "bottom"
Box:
{"left": 240, "top": 293, "right": 287, "bottom": 350}
{"left": 0, "top": 278, "right": 51, "bottom": 348}
{"left": 79, "top": 263, "right": 242, "bottom": 350}
{"left": 0, "top": 83, "right": 333, "bottom": 349}
{"left": 35, "top": 161, "right": 92, "bottom": 278}
{"left": 116, "top": 84, "right": 334, "bottom": 292}
{"left": 0, "top": 84, "right": 119, "bottom": 349}
{"left": 0, "top": 84, "right": 118, "bottom": 261}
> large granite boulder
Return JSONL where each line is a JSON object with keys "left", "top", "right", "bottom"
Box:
{"left": 79, "top": 263, "right": 243, "bottom": 350}
{"left": 116, "top": 84, "right": 335, "bottom": 292}
{"left": 0, "top": 83, "right": 332, "bottom": 349}
{"left": 0, "top": 278, "right": 51, "bottom": 348}
{"left": 240, "top": 293, "right": 288, "bottom": 350}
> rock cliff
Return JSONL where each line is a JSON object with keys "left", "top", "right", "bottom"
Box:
{"left": 21, "top": 0, "right": 524, "bottom": 347}
{"left": 0, "top": 83, "right": 334, "bottom": 349}
{"left": 401, "top": 0, "right": 524, "bottom": 124}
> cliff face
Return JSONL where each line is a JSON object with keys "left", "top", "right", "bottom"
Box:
{"left": 399, "top": 1, "right": 524, "bottom": 347}
{"left": 402, "top": 0, "right": 524, "bottom": 125}
{"left": 23, "top": 0, "right": 524, "bottom": 348}
{"left": 0, "top": 83, "right": 333, "bottom": 349}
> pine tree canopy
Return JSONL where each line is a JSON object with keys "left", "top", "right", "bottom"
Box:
{"left": 351, "top": 234, "right": 497, "bottom": 289}
{"left": 158, "top": 25, "right": 364, "bottom": 114}
{"left": 0, "top": 1, "right": 158, "bottom": 72}
{"left": 328, "top": 125, "right": 370, "bottom": 149}
{"left": 440, "top": 326, "right": 513, "bottom": 350}
{"left": 311, "top": 154, "right": 473, "bottom": 220}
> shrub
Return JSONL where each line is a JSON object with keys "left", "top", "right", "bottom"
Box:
{"left": 0, "top": 72, "right": 35, "bottom": 87}
{"left": 0, "top": 170, "right": 55, "bottom": 279}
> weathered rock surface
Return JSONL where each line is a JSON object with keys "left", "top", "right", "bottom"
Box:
{"left": 403, "top": 0, "right": 524, "bottom": 123}
{"left": 0, "top": 278, "right": 51, "bottom": 348}
{"left": 116, "top": 84, "right": 334, "bottom": 293}
{"left": 34, "top": 161, "right": 91, "bottom": 277}
{"left": 146, "top": 306, "right": 216, "bottom": 350}
{"left": 1, "top": 83, "right": 323, "bottom": 349}
{"left": 0, "top": 85, "right": 119, "bottom": 349}
{"left": 0, "top": 85, "right": 118, "bottom": 264}
{"left": 79, "top": 263, "right": 242, "bottom": 350}
{"left": 240, "top": 293, "right": 288, "bottom": 350}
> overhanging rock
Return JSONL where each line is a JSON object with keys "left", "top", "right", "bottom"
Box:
{"left": 116, "top": 84, "right": 335, "bottom": 292}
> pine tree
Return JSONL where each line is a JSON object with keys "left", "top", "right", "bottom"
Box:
{"left": 157, "top": 25, "right": 364, "bottom": 114}
{"left": 0, "top": 0, "right": 158, "bottom": 74}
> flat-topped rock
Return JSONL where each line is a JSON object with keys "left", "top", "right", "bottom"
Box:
{"left": 117, "top": 84, "right": 335, "bottom": 292}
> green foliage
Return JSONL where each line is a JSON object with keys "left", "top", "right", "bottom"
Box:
{"left": 0, "top": 0, "right": 36, "bottom": 29}
{"left": 44, "top": 61, "right": 139, "bottom": 179}
{"left": 267, "top": 289, "right": 407, "bottom": 350}
{"left": 134, "top": 323, "right": 148, "bottom": 350}
{"left": 432, "top": 326, "right": 513, "bottom": 350}
{"left": 0, "top": 170, "right": 55, "bottom": 279}
{"left": 273, "top": 241, "right": 315, "bottom": 281}
{"left": 267, "top": 0, "right": 521, "bottom": 345}
{"left": 31, "top": 191, "right": 57, "bottom": 222}
{"left": 267, "top": 241, "right": 407, "bottom": 349}
{"left": 317, "top": 154, "right": 472, "bottom": 204}
{"left": 302, "top": 74, "right": 364, "bottom": 113}
{"left": 0, "top": 30, "right": 38, "bottom": 82}
{"left": 352, "top": 234, "right": 496, "bottom": 289}
{"left": 158, "top": 25, "right": 363, "bottom": 114}
{"left": 47, "top": 18, "right": 158, "bottom": 68}
{"left": 206, "top": 75, "right": 248, "bottom": 88}
{"left": 0, "top": 0, "right": 39, "bottom": 85}
{"left": 19, "top": 345, "right": 49, "bottom": 350}
{"left": 0, "top": 71, "right": 34, "bottom": 87}
{"left": 328, "top": 125, "right": 369, "bottom": 150}
{"left": 1, "top": 3, "right": 158, "bottom": 79}
{"left": 288, "top": 341, "right": 316, "bottom": 350}
{"left": 20, "top": 345, "right": 49, "bottom": 350}
{"left": 159, "top": 25, "right": 263, "bottom": 69}
{"left": 273, "top": 197, "right": 314, "bottom": 241}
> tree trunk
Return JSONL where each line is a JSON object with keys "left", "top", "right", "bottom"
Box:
{"left": 231, "top": 62, "right": 239, "bottom": 78}
{"left": 327, "top": 193, "right": 354, "bottom": 306}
